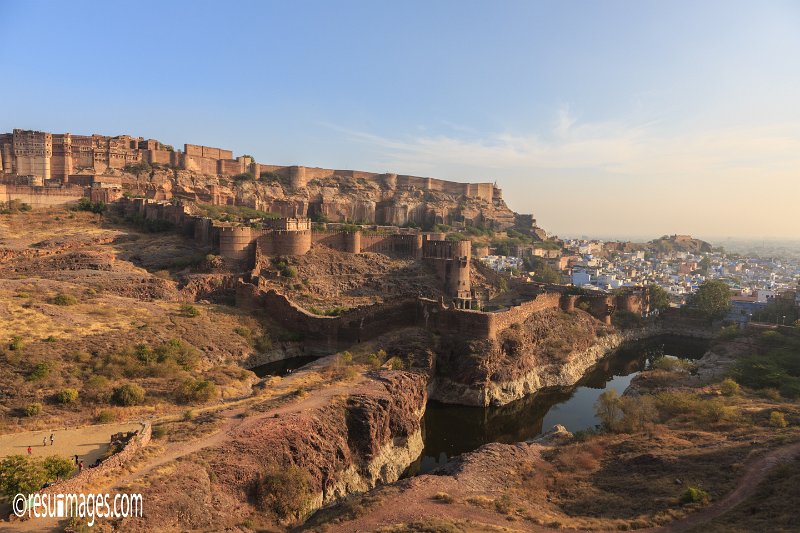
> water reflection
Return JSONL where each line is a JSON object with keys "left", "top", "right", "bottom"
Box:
{"left": 250, "top": 355, "right": 320, "bottom": 378}
{"left": 407, "top": 335, "right": 708, "bottom": 475}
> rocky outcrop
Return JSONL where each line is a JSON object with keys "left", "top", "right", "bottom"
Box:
{"left": 117, "top": 371, "right": 427, "bottom": 531}
{"left": 115, "top": 167, "right": 518, "bottom": 229}
{"left": 430, "top": 309, "right": 665, "bottom": 406}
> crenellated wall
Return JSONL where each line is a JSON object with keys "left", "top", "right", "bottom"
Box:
{"left": 256, "top": 229, "right": 312, "bottom": 257}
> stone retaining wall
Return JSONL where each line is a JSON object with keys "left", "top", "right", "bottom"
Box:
{"left": 37, "top": 422, "right": 151, "bottom": 496}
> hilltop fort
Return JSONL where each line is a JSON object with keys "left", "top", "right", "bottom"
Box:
{"left": 0, "top": 128, "right": 541, "bottom": 234}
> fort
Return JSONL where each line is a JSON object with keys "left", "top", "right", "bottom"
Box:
{"left": 117, "top": 196, "right": 650, "bottom": 348}
{"left": 0, "top": 127, "right": 532, "bottom": 231}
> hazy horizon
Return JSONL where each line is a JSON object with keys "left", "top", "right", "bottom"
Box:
{"left": 1, "top": 1, "right": 798, "bottom": 239}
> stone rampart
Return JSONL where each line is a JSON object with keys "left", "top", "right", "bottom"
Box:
{"left": 0, "top": 184, "right": 85, "bottom": 208}
{"left": 37, "top": 422, "right": 150, "bottom": 497}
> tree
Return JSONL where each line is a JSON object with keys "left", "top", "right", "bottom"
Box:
{"left": 594, "top": 389, "right": 623, "bottom": 431}
{"left": 525, "top": 256, "right": 561, "bottom": 284}
{"left": 692, "top": 280, "right": 730, "bottom": 320}
{"left": 111, "top": 384, "right": 145, "bottom": 406}
{"left": 0, "top": 455, "right": 47, "bottom": 498}
{"left": 42, "top": 455, "right": 74, "bottom": 481}
{"left": 648, "top": 284, "right": 670, "bottom": 312}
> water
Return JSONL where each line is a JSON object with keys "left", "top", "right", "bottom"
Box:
{"left": 406, "top": 335, "right": 708, "bottom": 475}
{"left": 250, "top": 355, "right": 320, "bottom": 378}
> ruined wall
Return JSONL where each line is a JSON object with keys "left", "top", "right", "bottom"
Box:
{"left": 0, "top": 184, "right": 85, "bottom": 208}
{"left": 236, "top": 284, "right": 418, "bottom": 352}
{"left": 36, "top": 423, "right": 150, "bottom": 497}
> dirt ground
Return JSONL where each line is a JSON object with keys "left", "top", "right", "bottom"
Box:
{"left": 0, "top": 422, "right": 143, "bottom": 466}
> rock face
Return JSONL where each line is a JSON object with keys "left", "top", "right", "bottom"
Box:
{"left": 118, "top": 370, "right": 427, "bottom": 531}
{"left": 116, "top": 167, "right": 519, "bottom": 229}
{"left": 430, "top": 309, "right": 655, "bottom": 406}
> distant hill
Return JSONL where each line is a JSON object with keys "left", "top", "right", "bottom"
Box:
{"left": 648, "top": 234, "right": 713, "bottom": 254}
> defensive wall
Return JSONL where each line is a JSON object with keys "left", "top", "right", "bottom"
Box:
{"left": 34, "top": 422, "right": 151, "bottom": 498}
{"left": 0, "top": 183, "right": 85, "bottom": 208}
{"left": 253, "top": 164, "right": 496, "bottom": 201}
{"left": 3, "top": 131, "right": 501, "bottom": 212}
{"left": 236, "top": 281, "right": 620, "bottom": 348}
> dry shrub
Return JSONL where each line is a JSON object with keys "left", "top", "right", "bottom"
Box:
{"left": 253, "top": 464, "right": 313, "bottom": 522}
{"left": 432, "top": 492, "right": 454, "bottom": 504}
{"left": 556, "top": 442, "right": 604, "bottom": 472}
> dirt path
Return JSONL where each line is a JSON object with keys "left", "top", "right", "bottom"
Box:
{"left": 0, "top": 422, "right": 144, "bottom": 467}
{"left": 113, "top": 381, "right": 356, "bottom": 488}
{"left": 322, "top": 440, "right": 800, "bottom": 533}
{"left": 1, "top": 377, "right": 359, "bottom": 532}
{"left": 643, "top": 439, "right": 800, "bottom": 533}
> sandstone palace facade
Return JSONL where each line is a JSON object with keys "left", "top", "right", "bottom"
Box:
{"left": 0, "top": 129, "right": 253, "bottom": 181}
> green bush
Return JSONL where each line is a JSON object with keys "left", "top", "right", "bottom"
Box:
{"left": 180, "top": 304, "right": 200, "bottom": 317}
{"left": 111, "top": 383, "right": 146, "bottom": 406}
{"left": 95, "top": 410, "right": 117, "bottom": 423}
{"left": 0, "top": 455, "right": 47, "bottom": 498}
{"left": 308, "top": 306, "right": 349, "bottom": 317}
{"left": 367, "top": 353, "right": 381, "bottom": 368}
{"left": 254, "top": 465, "right": 313, "bottom": 520}
{"left": 176, "top": 379, "right": 218, "bottom": 404}
{"left": 595, "top": 389, "right": 622, "bottom": 430}
{"left": 24, "top": 403, "right": 42, "bottom": 417}
{"left": 234, "top": 326, "right": 252, "bottom": 338}
{"left": 42, "top": 455, "right": 75, "bottom": 480}
{"left": 681, "top": 486, "right": 709, "bottom": 504}
{"left": 8, "top": 335, "right": 24, "bottom": 351}
{"left": 253, "top": 335, "right": 273, "bottom": 352}
{"left": 72, "top": 197, "right": 106, "bottom": 214}
{"left": 719, "top": 324, "right": 741, "bottom": 339}
{"left": 154, "top": 339, "right": 200, "bottom": 370}
{"left": 52, "top": 293, "right": 78, "bottom": 306}
{"left": 730, "top": 342, "right": 800, "bottom": 399}
{"left": 769, "top": 411, "right": 788, "bottom": 428}
{"left": 55, "top": 388, "right": 79, "bottom": 405}
{"left": 387, "top": 357, "right": 405, "bottom": 370}
{"left": 27, "top": 362, "right": 51, "bottom": 381}
{"left": 720, "top": 378, "right": 741, "bottom": 397}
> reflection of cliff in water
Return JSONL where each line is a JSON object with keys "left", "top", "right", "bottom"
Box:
{"left": 407, "top": 335, "right": 709, "bottom": 476}
{"left": 250, "top": 355, "right": 320, "bottom": 377}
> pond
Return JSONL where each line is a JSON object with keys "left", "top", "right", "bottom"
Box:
{"left": 406, "top": 335, "right": 709, "bottom": 475}
{"left": 250, "top": 355, "right": 320, "bottom": 378}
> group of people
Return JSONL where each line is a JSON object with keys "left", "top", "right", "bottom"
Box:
{"left": 24, "top": 431, "right": 105, "bottom": 474}
{"left": 26, "top": 432, "right": 55, "bottom": 455}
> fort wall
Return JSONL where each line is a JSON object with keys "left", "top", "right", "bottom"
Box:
{"left": 35, "top": 422, "right": 151, "bottom": 498}
{"left": 0, "top": 184, "right": 85, "bottom": 208}
{"left": 256, "top": 229, "right": 312, "bottom": 257}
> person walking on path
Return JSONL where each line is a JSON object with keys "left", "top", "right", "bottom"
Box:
{"left": 78, "top": 460, "right": 84, "bottom": 473}
{"left": 49, "top": 433, "right": 54, "bottom": 446}
{"left": 74, "top": 454, "right": 79, "bottom": 465}
{"left": 27, "top": 446, "right": 32, "bottom": 456}
{"left": 42, "top": 436, "right": 46, "bottom": 447}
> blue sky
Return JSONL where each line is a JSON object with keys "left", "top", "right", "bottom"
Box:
{"left": 1, "top": 0, "right": 798, "bottom": 240}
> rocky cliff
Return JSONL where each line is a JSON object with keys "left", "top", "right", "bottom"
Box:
{"left": 430, "top": 309, "right": 645, "bottom": 406}
{"left": 119, "top": 370, "right": 427, "bottom": 531}
{"left": 112, "top": 167, "right": 518, "bottom": 229}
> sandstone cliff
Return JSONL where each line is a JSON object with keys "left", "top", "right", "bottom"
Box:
{"left": 113, "top": 167, "right": 518, "bottom": 229}
{"left": 118, "top": 370, "right": 427, "bottom": 531}
{"left": 430, "top": 309, "right": 641, "bottom": 406}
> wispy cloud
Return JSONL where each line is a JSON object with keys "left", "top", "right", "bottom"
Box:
{"left": 323, "top": 113, "right": 800, "bottom": 239}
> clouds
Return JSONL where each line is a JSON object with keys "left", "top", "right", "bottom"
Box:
{"left": 326, "top": 112, "right": 800, "bottom": 239}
